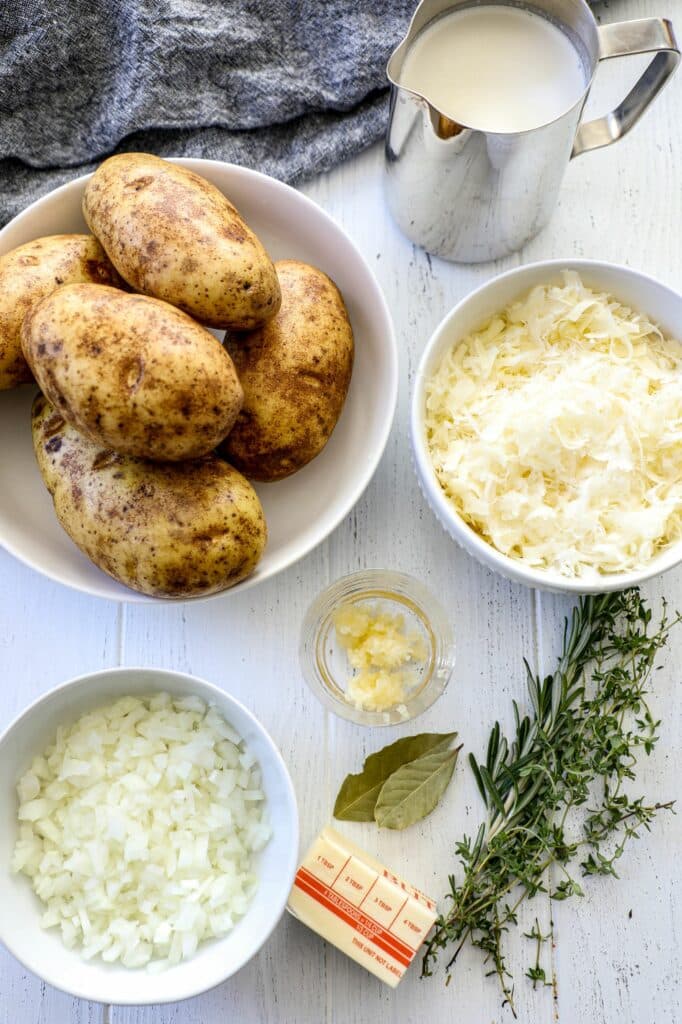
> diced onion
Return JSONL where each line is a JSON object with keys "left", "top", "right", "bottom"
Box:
{"left": 12, "top": 693, "right": 271, "bottom": 969}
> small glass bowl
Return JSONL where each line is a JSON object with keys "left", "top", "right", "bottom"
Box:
{"left": 299, "top": 569, "right": 455, "bottom": 726}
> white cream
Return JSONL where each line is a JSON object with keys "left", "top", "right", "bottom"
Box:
{"left": 400, "top": 4, "right": 587, "bottom": 133}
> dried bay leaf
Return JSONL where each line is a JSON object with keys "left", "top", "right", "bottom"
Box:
{"left": 333, "top": 732, "right": 457, "bottom": 822}
{"left": 374, "top": 744, "right": 462, "bottom": 830}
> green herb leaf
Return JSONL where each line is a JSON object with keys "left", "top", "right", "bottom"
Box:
{"left": 333, "top": 732, "right": 457, "bottom": 821}
{"left": 374, "top": 744, "right": 462, "bottom": 830}
{"left": 422, "top": 590, "right": 680, "bottom": 1015}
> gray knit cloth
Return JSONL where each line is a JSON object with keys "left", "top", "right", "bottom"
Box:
{"left": 0, "top": 0, "right": 416, "bottom": 227}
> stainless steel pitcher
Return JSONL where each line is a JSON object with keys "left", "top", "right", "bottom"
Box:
{"left": 385, "top": 0, "right": 679, "bottom": 262}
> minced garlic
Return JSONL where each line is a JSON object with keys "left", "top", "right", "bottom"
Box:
{"left": 332, "top": 602, "right": 428, "bottom": 712}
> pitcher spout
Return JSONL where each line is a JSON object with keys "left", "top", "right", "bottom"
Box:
{"left": 387, "top": 0, "right": 461, "bottom": 88}
{"left": 387, "top": 0, "right": 470, "bottom": 139}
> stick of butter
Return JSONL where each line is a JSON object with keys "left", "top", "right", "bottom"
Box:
{"left": 287, "top": 825, "right": 438, "bottom": 987}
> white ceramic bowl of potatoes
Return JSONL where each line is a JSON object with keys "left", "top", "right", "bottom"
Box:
{"left": 412, "top": 259, "right": 682, "bottom": 594}
{"left": 0, "top": 666, "right": 299, "bottom": 1004}
{"left": 0, "top": 157, "right": 397, "bottom": 602}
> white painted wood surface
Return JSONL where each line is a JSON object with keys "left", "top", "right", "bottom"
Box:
{"left": 1, "top": 1, "right": 681, "bottom": 1020}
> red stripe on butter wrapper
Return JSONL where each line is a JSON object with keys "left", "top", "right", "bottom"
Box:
{"left": 293, "top": 875, "right": 412, "bottom": 969}
{"left": 298, "top": 867, "right": 418, "bottom": 958}
{"left": 294, "top": 869, "right": 414, "bottom": 967}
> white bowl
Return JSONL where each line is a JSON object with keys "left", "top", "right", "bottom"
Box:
{"left": 0, "top": 667, "right": 299, "bottom": 1004}
{"left": 0, "top": 160, "right": 398, "bottom": 602}
{"left": 412, "top": 258, "right": 682, "bottom": 594}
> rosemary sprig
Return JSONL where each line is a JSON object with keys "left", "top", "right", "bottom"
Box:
{"left": 422, "top": 590, "right": 678, "bottom": 1015}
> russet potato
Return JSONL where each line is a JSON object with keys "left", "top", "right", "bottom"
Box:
{"left": 0, "top": 234, "right": 123, "bottom": 390}
{"left": 22, "top": 283, "right": 243, "bottom": 462}
{"left": 220, "top": 259, "right": 354, "bottom": 481}
{"left": 32, "top": 395, "right": 267, "bottom": 599}
{"left": 83, "top": 153, "right": 281, "bottom": 330}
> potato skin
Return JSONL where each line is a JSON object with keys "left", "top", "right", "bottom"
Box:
{"left": 0, "top": 234, "right": 123, "bottom": 390}
{"left": 22, "top": 283, "right": 243, "bottom": 462}
{"left": 32, "top": 395, "right": 267, "bottom": 598}
{"left": 83, "top": 153, "right": 281, "bottom": 330}
{"left": 220, "top": 259, "right": 354, "bottom": 481}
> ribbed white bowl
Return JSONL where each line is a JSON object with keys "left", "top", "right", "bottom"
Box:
{"left": 0, "top": 667, "right": 299, "bottom": 1004}
{"left": 0, "top": 160, "right": 398, "bottom": 602}
{"left": 411, "top": 258, "right": 682, "bottom": 594}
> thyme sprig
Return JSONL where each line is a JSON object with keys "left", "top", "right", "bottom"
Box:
{"left": 422, "top": 590, "right": 678, "bottom": 1015}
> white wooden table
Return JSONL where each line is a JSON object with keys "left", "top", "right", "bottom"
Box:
{"left": 1, "top": 1, "right": 681, "bottom": 1020}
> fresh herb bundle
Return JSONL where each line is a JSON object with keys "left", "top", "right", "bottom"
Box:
{"left": 422, "top": 589, "right": 678, "bottom": 1015}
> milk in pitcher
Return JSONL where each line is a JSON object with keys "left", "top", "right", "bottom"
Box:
{"left": 399, "top": 4, "right": 589, "bottom": 133}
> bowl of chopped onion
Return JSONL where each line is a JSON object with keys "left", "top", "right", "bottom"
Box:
{"left": 412, "top": 259, "right": 682, "bottom": 593}
{"left": 0, "top": 667, "right": 298, "bottom": 1004}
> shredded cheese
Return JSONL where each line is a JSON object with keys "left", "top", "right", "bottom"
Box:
{"left": 333, "top": 602, "right": 428, "bottom": 711}
{"left": 425, "top": 272, "right": 682, "bottom": 577}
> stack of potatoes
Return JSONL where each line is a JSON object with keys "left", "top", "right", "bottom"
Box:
{"left": 0, "top": 154, "right": 354, "bottom": 598}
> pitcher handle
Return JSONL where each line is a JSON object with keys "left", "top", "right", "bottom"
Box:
{"left": 572, "top": 18, "right": 679, "bottom": 158}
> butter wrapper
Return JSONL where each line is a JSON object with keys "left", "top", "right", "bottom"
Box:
{"left": 287, "top": 825, "right": 437, "bottom": 987}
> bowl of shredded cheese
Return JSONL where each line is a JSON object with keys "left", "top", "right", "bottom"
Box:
{"left": 0, "top": 667, "right": 298, "bottom": 1004}
{"left": 299, "top": 570, "right": 455, "bottom": 725}
{"left": 412, "top": 260, "right": 682, "bottom": 592}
